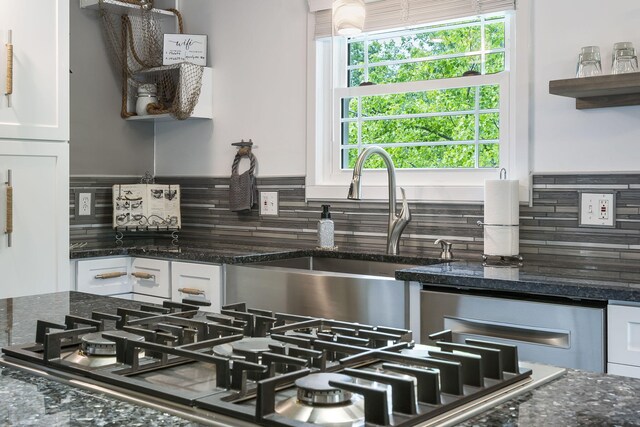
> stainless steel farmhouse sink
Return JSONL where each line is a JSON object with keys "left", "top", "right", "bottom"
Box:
{"left": 225, "top": 256, "right": 442, "bottom": 328}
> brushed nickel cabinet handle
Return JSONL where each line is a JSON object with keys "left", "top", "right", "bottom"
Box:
{"left": 5, "top": 30, "right": 12, "bottom": 107}
{"left": 5, "top": 170, "right": 12, "bottom": 248}
{"left": 94, "top": 271, "right": 127, "bottom": 280}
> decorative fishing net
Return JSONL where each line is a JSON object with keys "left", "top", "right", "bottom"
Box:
{"left": 98, "top": 0, "right": 204, "bottom": 120}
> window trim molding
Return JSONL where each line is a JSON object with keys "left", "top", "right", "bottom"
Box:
{"left": 305, "top": 2, "right": 531, "bottom": 203}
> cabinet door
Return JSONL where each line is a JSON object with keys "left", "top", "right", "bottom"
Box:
{"left": 131, "top": 258, "right": 170, "bottom": 298}
{"left": 608, "top": 304, "right": 640, "bottom": 378}
{"left": 0, "top": 0, "right": 69, "bottom": 141}
{"left": 0, "top": 141, "right": 69, "bottom": 298}
{"left": 76, "top": 257, "right": 132, "bottom": 296}
{"left": 171, "top": 262, "right": 221, "bottom": 312}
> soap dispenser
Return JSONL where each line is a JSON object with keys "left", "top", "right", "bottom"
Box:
{"left": 318, "top": 204, "right": 335, "bottom": 249}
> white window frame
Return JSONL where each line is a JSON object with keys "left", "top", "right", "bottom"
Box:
{"left": 306, "top": 2, "right": 531, "bottom": 203}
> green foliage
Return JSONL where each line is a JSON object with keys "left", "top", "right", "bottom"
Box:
{"left": 343, "top": 17, "right": 506, "bottom": 170}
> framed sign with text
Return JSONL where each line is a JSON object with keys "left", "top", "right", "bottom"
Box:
{"left": 163, "top": 34, "right": 207, "bottom": 66}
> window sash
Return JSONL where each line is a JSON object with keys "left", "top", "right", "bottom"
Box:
{"left": 333, "top": 72, "right": 508, "bottom": 173}
{"left": 313, "top": 0, "right": 516, "bottom": 38}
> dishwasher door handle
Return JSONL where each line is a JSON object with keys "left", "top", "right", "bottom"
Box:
{"left": 444, "top": 316, "right": 571, "bottom": 349}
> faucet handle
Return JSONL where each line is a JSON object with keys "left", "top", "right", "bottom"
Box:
{"left": 398, "top": 187, "right": 411, "bottom": 221}
{"left": 434, "top": 239, "right": 453, "bottom": 260}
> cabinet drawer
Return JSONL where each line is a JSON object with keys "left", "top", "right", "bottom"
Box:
{"left": 131, "top": 258, "right": 170, "bottom": 298}
{"left": 171, "top": 262, "right": 221, "bottom": 312}
{"left": 76, "top": 257, "right": 131, "bottom": 296}
{"left": 608, "top": 304, "right": 640, "bottom": 368}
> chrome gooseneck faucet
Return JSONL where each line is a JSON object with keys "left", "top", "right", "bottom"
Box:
{"left": 347, "top": 146, "right": 411, "bottom": 255}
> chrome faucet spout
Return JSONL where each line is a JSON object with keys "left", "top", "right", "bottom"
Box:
{"left": 347, "top": 147, "right": 411, "bottom": 255}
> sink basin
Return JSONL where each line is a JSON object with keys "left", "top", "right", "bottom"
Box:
{"left": 248, "top": 256, "right": 428, "bottom": 278}
{"left": 225, "top": 255, "right": 443, "bottom": 328}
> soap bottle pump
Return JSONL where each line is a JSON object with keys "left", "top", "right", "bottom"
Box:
{"left": 318, "top": 204, "right": 335, "bottom": 249}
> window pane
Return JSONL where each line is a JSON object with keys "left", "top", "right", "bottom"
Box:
{"left": 368, "top": 26, "right": 482, "bottom": 63}
{"left": 345, "top": 121, "right": 358, "bottom": 145}
{"left": 349, "top": 68, "right": 364, "bottom": 87}
{"left": 344, "top": 97, "right": 358, "bottom": 119}
{"left": 486, "top": 52, "right": 505, "bottom": 74}
{"left": 361, "top": 115, "right": 475, "bottom": 144}
{"left": 360, "top": 88, "right": 475, "bottom": 117}
{"left": 342, "top": 145, "right": 476, "bottom": 169}
{"left": 479, "top": 143, "right": 499, "bottom": 168}
{"left": 368, "top": 55, "right": 481, "bottom": 84}
{"left": 479, "top": 113, "right": 499, "bottom": 140}
{"left": 479, "top": 85, "right": 500, "bottom": 110}
{"left": 485, "top": 22, "right": 505, "bottom": 50}
{"left": 348, "top": 41, "right": 365, "bottom": 66}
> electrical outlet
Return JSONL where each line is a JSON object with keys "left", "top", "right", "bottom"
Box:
{"left": 260, "top": 191, "right": 279, "bottom": 216}
{"left": 579, "top": 192, "right": 615, "bottom": 227}
{"left": 74, "top": 189, "right": 96, "bottom": 222}
{"left": 78, "top": 193, "right": 92, "bottom": 216}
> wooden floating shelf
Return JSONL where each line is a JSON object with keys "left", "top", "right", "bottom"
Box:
{"left": 549, "top": 72, "right": 640, "bottom": 109}
{"left": 79, "top": 0, "right": 176, "bottom": 19}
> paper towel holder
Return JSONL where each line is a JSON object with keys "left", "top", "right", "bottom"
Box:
{"left": 476, "top": 223, "right": 523, "bottom": 265}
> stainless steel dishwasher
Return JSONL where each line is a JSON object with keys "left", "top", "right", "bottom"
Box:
{"left": 225, "top": 256, "right": 427, "bottom": 328}
{"left": 420, "top": 289, "right": 606, "bottom": 372}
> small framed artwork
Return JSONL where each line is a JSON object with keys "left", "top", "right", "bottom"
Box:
{"left": 163, "top": 34, "right": 207, "bottom": 66}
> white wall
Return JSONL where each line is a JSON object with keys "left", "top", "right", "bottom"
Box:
{"left": 532, "top": 0, "right": 640, "bottom": 173}
{"left": 70, "top": 1, "right": 155, "bottom": 175}
{"left": 156, "top": 0, "right": 640, "bottom": 177}
{"left": 154, "top": 0, "right": 308, "bottom": 176}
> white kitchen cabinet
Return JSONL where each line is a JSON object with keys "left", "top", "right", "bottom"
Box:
{"left": 608, "top": 303, "right": 640, "bottom": 379}
{"left": 0, "top": 141, "right": 69, "bottom": 298}
{"left": 130, "top": 258, "right": 171, "bottom": 298}
{"left": 0, "top": 0, "right": 69, "bottom": 141}
{"left": 76, "top": 257, "right": 132, "bottom": 296}
{"left": 171, "top": 261, "right": 221, "bottom": 312}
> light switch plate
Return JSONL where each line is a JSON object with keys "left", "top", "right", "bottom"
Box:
{"left": 260, "top": 191, "right": 279, "bottom": 216}
{"left": 579, "top": 191, "right": 616, "bottom": 228}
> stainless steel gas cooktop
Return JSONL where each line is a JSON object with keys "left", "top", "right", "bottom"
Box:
{"left": 0, "top": 301, "right": 565, "bottom": 426}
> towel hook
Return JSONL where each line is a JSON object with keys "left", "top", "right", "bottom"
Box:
{"left": 232, "top": 139, "right": 254, "bottom": 156}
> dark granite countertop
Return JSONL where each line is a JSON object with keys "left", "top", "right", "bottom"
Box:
{"left": 396, "top": 261, "right": 640, "bottom": 303}
{"left": 1, "top": 292, "right": 639, "bottom": 426}
{"left": 70, "top": 244, "right": 443, "bottom": 266}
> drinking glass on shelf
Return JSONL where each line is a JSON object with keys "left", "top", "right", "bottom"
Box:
{"left": 576, "top": 46, "right": 602, "bottom": 77}
{"left": 612, "top": 42, "right": 638, "bottom": 74}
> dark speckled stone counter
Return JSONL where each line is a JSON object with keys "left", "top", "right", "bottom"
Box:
{"left": 1, "top": 292, "right": 640, "bottom": 426}
{"left": 70, "top": 244, "right": 443, "bottom": 266}
{"left": 396, "top": 261, "right": 640, "bottom": 303}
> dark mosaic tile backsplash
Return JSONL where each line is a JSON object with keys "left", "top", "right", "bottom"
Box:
{"left": 70, "top": 174, "right": 640, "bottom": 278}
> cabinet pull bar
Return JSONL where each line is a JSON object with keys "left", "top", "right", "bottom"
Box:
{"left": 95, "top": 272, "right": 127, "bottom": 280}
{"left": 5, "top": 30, "right": 12, "bottom": 107}
{"left": 5, "top": 170, "right": 12, "bottom": 248}
{"left": 445, "top": 316, "right": 570, "bottom": 349}
{"left": 131, "top": 272, "right": 155, "bottom": 280}
{"left": 178, "top": 287, "right": 205, "bottom": 295}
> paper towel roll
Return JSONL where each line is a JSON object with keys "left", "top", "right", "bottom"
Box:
{"left": 484, "top": 179, "right": 519, "bottom": 225}
{"left": 484, "top": 225, "right": 519, "bottom": 256}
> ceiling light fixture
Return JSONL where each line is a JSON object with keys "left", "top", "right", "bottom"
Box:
{"left": 332, "top": 0, "right": 366, "bottom": 36}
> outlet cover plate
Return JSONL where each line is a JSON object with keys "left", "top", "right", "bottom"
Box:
{"left": 579, "top": 191, "right": 616, "bottom": 228}
{"left": 74, "top": 189, "right": 96, "bottom": 223}
{"left": 260, "top": 191, "right": 279, "bottom": 216}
